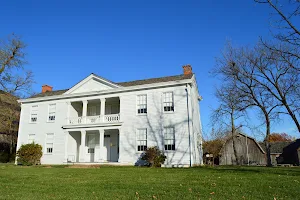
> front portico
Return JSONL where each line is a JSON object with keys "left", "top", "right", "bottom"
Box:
{"left": 64, "top": 128, "right": 120, "bottom": 163}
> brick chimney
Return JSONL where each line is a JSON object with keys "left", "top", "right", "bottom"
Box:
{"left": 183, "top": 64, "right": 192, "bottom": 75}
{"left": 42, "top": 85, "right": 53, "bottom": 93}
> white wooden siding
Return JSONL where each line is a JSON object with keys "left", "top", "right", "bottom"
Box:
{"left": 17, "top": 84, "right": 202, "bottom": 165}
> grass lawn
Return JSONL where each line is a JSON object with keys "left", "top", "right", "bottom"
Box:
{"left": 0, "top": 164, "right": 300, "bottom": 199}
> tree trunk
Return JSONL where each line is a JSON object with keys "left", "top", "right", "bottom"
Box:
{"left": 265, "top": 115, "right": 272, "bottom": 167}
{"left": 231, "top": 112, "right": 239, "bottom": 165}
{"left": 10, "top": 132, "right": 14, "bottom": 155}
{"left": 283, "top": 101, "right": 300, "bottom": 133}
{"left": 8, "top": 122, "right": 14, "bottom": 156}
{"left": 277, "top": 86, "right": 300, "bottom": 133}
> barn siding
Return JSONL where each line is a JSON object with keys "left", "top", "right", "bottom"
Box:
{"left": 220, "top": 134, "right": 266, "bottom": 165}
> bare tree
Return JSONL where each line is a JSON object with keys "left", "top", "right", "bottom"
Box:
{"left": 215, "top": 43, "right": 282, "bottom": 166}
{"left": 0, "top": 91, "right": 20, "bottom": 158}
{"left": 255, "top": 0, "right": 300, "bottom": 47}
{"left": 254, "top": 1, "right": 300, "bottom": 134}
{"left": 0, "top": 34, "right": 33, "bottom": 161}
{"left": 211, "top": 84, "right": 246, "bottom": 165}
{"left": 251, "top": 43, "right": 300, "bottom": 133}
{"left": 0, "top": 34, "right": 26, "bottom": 73}
{"left": 0, "top": 34, "right": 33, "bottom": 97}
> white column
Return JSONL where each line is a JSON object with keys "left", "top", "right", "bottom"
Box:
{"left": 98, "top": 129, "right": 104, "bottom": 162}
{"left": 98, "top": 99, "right": 101, "bottom": 116}
{"left": 100, "top": 98, "right": 106, "bottom": 122}
{"left": 80, "top": 130, "right": 86, "bottom": 162}
{"left": 117, "top": 128, "right": 121, "bottom": 163}
{"left": 118, "top": 96, "right": 121, "bottom": 121}
{"left": 66, "top": 102, "right": 71, "bottom": 124}
{"left": 82, "top": 100, "right": 88, "bottom": 123}
{"left": 64, "top": 131, "right": 69, "bottom": 162}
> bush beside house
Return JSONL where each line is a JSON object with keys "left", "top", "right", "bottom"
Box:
{"left": 17, "top": 143, "right": 43, "bottom": 165}
{"left": 141, "top": 146, "right": 166, "bottom": 167}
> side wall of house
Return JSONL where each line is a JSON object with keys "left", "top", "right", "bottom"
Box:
{"left": 189, "top": 81, "right": 203, "bottom": 165}
{"left": 119, "top": 84, "right": 194, "bottom": 166}
{"left": 16, "top": 99, "right": 68, "bottom": 164}
{"left": 219, "top": 135, "right": 266, "bottom": 165}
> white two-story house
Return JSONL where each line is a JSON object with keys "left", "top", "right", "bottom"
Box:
{"left": 16, "top": 65, "right": 203, "bottom": 166}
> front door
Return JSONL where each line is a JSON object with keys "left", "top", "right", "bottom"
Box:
{"left": 103, "top": 135, "right": 111, "bottom": 161}
{"left": 87, "top": 134, "right": 95, "bottom": 162}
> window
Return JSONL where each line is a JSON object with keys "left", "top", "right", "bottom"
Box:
{"left": 163, "top": 92, "right": 174, "bottom": 112}
{"left": 45, "top": 133, "right": 54, "bottom": 154}
{"left": 28, "top": 134, "right": 35, "bottom": 143}
{"left": 30, "top": 105, "right": 38, "bottom": 122}
{"left": 164, "top": 127, "right": 175, "bottom": 150}
{"left": 137, "top": 129, "right": 147, "bottom": 151}
{"left": 88, "top": 148, "right": 95, "bottom": 153}
{"left": 46, "top": 143, "right": 53, "bottom": 154}
{"left": 137, "top": 95, "right": 147, "bottom": 114}
{"left": 87, "top": 134, "right": 96, "bottom": 154}
{"left": 48, "top": 104, "right": 56, "bottom": 121}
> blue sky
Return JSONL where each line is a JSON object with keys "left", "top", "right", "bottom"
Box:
{"left": 1, "top": 0, "right": 298, "bottom": 139}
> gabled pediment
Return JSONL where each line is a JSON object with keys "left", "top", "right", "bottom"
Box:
{"left": 64, "top": 74, "right": 121, "bottom": 94}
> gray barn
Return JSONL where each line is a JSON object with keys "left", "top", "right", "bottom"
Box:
{"left": 219, "top": 133, "right": 266, "bottom": 165}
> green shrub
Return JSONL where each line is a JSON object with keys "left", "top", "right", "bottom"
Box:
{"left": 0, "top": 152, "right": 16, "bottom": 163}
{"left": 0, "top": 152, "right": 9, "bottom": 163}
{"left": 0, "top": 142, "right": 16, "bottom": 163}
{"left": 141, "top": 146, "right": 166, "bottom": 167}
{"left": 8, "top": 153, "right": 16, "bottom": 162}
{"left": 17, "top": 143, "right": 43, "bottom": 165}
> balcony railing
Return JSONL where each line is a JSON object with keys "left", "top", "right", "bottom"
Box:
{"left": 68, "top": 114, "right": 120, "bottom": 125}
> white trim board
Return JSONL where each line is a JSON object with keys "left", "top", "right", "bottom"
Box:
{"left": 19, "top": 77, "right": 194, "bottom": 103}
{"left": 64, "top": 74, "right": 121, "bottom": 95}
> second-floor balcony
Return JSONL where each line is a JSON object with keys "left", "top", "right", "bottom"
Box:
{"left": 68, "top": 114, "right": 120, "bottom": 125}
{"left": 66, "top": 97, "right": 121, "bottom": 127}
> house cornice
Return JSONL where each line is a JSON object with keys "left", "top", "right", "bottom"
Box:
{"left": 64, "top": 74, "right": 121, "bottom": 95}
{"left": 18, "top": 78, "right": 194, "bottom": 103}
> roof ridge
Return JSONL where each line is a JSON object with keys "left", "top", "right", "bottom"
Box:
{"left": 116, "top": 74, "right": 192, "bottom": 84}
{"left": 28, "top": 73, "right": 194, "bottom": 99}
{"left": 91, "top": 73, "right": 119, "bottom": 85}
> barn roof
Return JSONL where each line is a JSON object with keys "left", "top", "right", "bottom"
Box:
{"left": 259, "top": 141, "right": 292, "bottom": 154}
{"left": 204, "top": 132, "right": 266, "bottom": 155}
{"left": 236, "top": 133, "right": 266, "bottom": 154}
